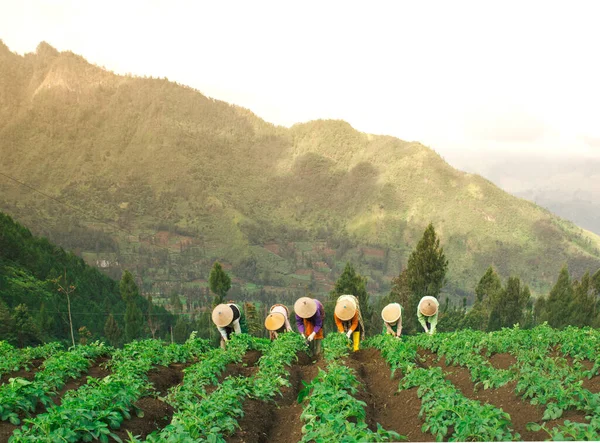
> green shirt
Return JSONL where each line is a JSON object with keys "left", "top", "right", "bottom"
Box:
{"left": 417, "top": 296, "right": 439, "bottom": 333}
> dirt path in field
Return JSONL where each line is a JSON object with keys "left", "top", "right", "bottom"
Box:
{"left": 419, "top": 349, "right": 589, "bottom": 441}
{"left": 347, "top": 348, "right": 433, "bottom": 442}
{"left": 226, "top": 351, "right": 321, "bottom": 443}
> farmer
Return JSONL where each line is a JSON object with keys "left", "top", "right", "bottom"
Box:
{"left": 264, "top": 303, "right": 293, "bottom": 341}
{"left": 294, "top": 297, "right": 324, "bottom": 356}
{"left": 417, "top": 296, "right": 439, "bottom": 335}
{"left": 334, "top": 294, "right": 365, "bottom": 351}
{"left": 382, "top": 302, "right": 403, "bottom": 338}
{"left": 212, "top": 302, "right": 247, "bottom": 348}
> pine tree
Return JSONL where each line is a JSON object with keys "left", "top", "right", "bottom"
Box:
{"left": 545, "top": 265, "right": 574, "bottom": 329}
{"left": 571, "top": 272, "right": 594, "bottom": 327}
{"left": 120, "top": 270, "right": 139, "bottom": 302}
{"left": 104, "top": 313, "right": 122, "bottom": 346}
{"left": 120, "top": 270, "right": 143, "bottom": 342}
{"left": 406, "top": 223, "right": 448, "bottom": 301}
{"left": 330, "top": 262, "right": 374, "bottom": 335}
{"left": 209, "top": 261, "right": 231, "bottom": 306}
{"left": 475, "top": 266, "right": 502, "bottom": 304}
{"left": 487, "top": 276, "right": 530, "bottom": 330}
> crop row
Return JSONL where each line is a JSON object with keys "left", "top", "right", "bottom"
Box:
{"left": 297, "top": 333, "right": 400, "bottom": 442}
{"left": 369, "top": 334, "right": 519, "bottom": 441}
{"left": 10, "top": 336, "right": 210, "bottom": 443}
{"left": 0, "top": 341, "right": 63, "bottom": 380}
{"left": 133, "top": 333, "right": 305, "bottom": 442}
{"left": 404, "top": 325, "right": 600, "bottom": 440}
{"left": 0, "top": 342, "right": 109, "bottom": 426}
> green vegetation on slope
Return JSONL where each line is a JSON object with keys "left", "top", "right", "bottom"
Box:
{"left": 0, "top": 212, "right": 173, "bottom": 345}
{"left": 1, "top": 41, "right": 600, "bottom": 307}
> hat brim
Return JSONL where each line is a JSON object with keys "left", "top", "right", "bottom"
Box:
{"left": 419, "top": 302, "right": 438, "bottom": 317}
{"left": 382, "top": 304, "right": 401, "bottom": 323}
{"left": 265, "top": 312, "right": 286, "bottom": 331}
{"left": 295, "top": 297, "right": 317, "bottom": 318}
{"left": 335, "top": 300, "right": 357, "bottom": 321}
{"left": 212, "top": 304, "right": 234, "bottom": 327}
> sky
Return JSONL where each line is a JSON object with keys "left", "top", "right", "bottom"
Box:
{"left": 1, "top": 0, "right": 600, "bottom": 163}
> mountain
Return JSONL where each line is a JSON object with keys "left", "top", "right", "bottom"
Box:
{"left": 449, "top": 153, "right": 600, "bottom": 236}
{"left": 1, "top": 41, "right": 599, "bottom": 306}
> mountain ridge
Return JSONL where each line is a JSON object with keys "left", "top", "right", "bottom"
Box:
{"left": 1, "top": 41, "right": 599, "bottom": 304}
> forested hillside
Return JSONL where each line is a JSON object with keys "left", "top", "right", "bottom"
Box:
{"left": 1, "top": 41, "right": 600, "bottom": 308}
{"left": 0, "top": 212, "right": 174, "bottom": 345}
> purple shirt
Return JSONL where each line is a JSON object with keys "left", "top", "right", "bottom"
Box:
{"left": 295, "top": 299, "right": 323, "bottom": 334}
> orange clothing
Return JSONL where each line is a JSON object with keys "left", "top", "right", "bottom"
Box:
{"left": 304, "top": 314, "right": 325, "bottom": 339}
{"left": 335, "top": 312, "right": 359, "bottom": 333}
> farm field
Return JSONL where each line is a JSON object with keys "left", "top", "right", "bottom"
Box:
{"left": 0, "top": 325, "right": 599, "bottom": 442}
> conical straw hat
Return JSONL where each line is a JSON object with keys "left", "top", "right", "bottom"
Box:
{"left": 419, "top": 298, "right": 438, "bottom": 317}
{"left": 265, "top": 312, "right": 286, "bottom": 331}
{"left": 212, "top": 304, "right": 234, "bottom": 327}
{"left": 382, "top": 303, "right": 401, "bottom": 323}
{"left": 294, "top": 297, "right": 317, "bottom": 318}
{"left": 335, "top": 298, "right": 357, "bottom": 321}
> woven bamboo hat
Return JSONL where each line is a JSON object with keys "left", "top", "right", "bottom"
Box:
{"left": 212, "top": 304, "right": 233, "bottom": 327}
{"left": 382, "top": 303, "right": 401, "bottom": 323}
{"left": 265, "top": 312, "right": 286, "bottom": 331}
{"left": 418, "top": 298, "right": 438, "bottom": 317}
{"left": 335, "top": 296, "right": 357, "bottom": 321}
{"left": 294, "top": 297, "right": 317, "bottom": 318}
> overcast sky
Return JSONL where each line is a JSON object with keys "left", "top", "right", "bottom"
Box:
{"left": 1, "top": 0, "right": 599, "bottom": 161}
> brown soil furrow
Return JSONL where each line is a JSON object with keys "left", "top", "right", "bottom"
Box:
{"left": 487, "top": 352, "right": 517, "bottom": 370}
{"left": 0, "top": 356, "right": 111, "bottom": 443}
{"left": 419, "top": 350, "right": 588, "bottom": 441}
{"left": 110, "top": 362, "right": 188, "bottom": 442}
{"left": 0, "top": 358, "right": 45, "bottom": 385}
{"left": 206, "top": 350, "right": 263, "bottom": 396}
{"left": 348, "top": 348, "right": 433, "bottom": 442}
{"left": 53, "top": 356, "right": 111, "bottom": 406}
{"left": 226, "top": 352, "right": 317, "bottom": 443}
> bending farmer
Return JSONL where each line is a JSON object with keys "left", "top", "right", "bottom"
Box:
{"left": 212, "top": 302, "right": 247, "bottom": 348}
{"left": 382, "top": 302, "right": 403, "bottom": 338}
{"left": 334, "top": 294, "right": 365, "bottom": 351}
{"left": 265, "top": 303, "right": 293, "bottom": 341}
{"left": 417, "top": 296, "right": 439, "bottom": 335}
{"left": 294, "top": 297, "right": 324, "bottom": 357}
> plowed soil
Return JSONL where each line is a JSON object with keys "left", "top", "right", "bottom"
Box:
{"left": 0, "top": 356, "right": 111, "bottom": 443}
{"left": 418, "top": 349, "right": 589, "bottom": 441}
{"left": 114, "top": 350, "right": 265, "bottom": 442}
{"left": 347, "top": 348, "right": 434, "bottom": 442}
{"left": 226, "top": 351, "right": 320, "bottom": 443}
{"left": 110, "top": 362, "right": 187, "bottom": 441}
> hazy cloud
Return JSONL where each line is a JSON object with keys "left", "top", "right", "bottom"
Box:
{"left": 466, "top": 108, "right": 546, "bottom": 143}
